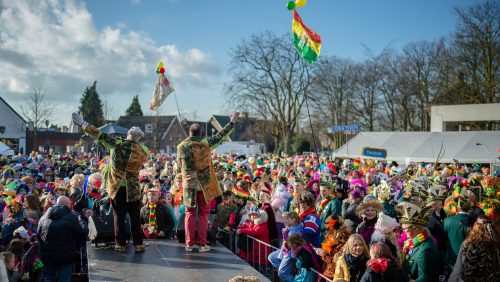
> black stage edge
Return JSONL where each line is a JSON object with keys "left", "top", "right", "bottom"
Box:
{"left": 87, "top": 240, "right": 270, "bottom": 282}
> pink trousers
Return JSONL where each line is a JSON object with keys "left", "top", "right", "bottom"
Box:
{"left": 185, "top": 191, "right": 210, "bottom": 247}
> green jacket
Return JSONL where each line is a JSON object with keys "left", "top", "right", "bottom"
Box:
{"left": 318, "top": 197, "right": 341, "bottom": 241}
{"left": 177, "top": 122, "right": 233, "bottom": 208}
{"left": 84, "top": 124, "right": 148, "bottom": 202}
{"left": 443, "top": 212, "right": 469, "bottom": 268}
{"left": 404, "top": 237, "right": 438, "bottom": 282}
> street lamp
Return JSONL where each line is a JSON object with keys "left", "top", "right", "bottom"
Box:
{"left": 45, "top": 120, "right": 49, "bottom": 153}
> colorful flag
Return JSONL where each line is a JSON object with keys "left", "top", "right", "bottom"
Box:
{"left": 292, "top": 10, "right": 322, "bottom": 64}
{"left": 150, "top": 62, "right": 174, "bottom": 111}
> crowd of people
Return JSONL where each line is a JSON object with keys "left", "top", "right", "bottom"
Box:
{"left": 0, "top": 141, "right": 499, "bottom": 281}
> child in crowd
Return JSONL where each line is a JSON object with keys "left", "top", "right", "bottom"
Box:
{"left": 359, "top": 242, "right": 408, "bottom": 282}
{"left": 1, "top": 251, "right": 20, "bottom": 282}
{"left": 268, "top": 211, "right": 303, "bottom": 282}
{"left": 287, "top": 233, "right": 322, "bottom": 282}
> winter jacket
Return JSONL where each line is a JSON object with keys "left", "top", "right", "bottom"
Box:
{"left": 359, "top": 260, "right": 409, "bottom": 282}
{"left": 262, "top": 203, "right": 278, "bottom": 243}
{"left": 37, "top": 204, "right": 86, "bottom": 267}
{"left": 140, "top": 203, "right": 175, "bottom": 238}
{"left": 358, "top": 217, "right": 377, "bottom": 246}
{"left": 238, "top": 211, "right": 273, "bottom": 265}
{"left": 293, "top": 244, "right": 322, "bottom": 282}
{"left": 333, "top": 253, "right": 368, "bottom": 282}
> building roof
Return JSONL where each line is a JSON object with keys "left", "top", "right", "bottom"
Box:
{"left": 208, "top": 115, "right": 268, "bottom": 143}
{"left": 115, "top": 115, "right": 176, "bottom": 133}
{"left": 0, "top": 96, "right": 27, "bottom": 124}
{"left": 334, "top": 131, "right": 500, "bottom": 163}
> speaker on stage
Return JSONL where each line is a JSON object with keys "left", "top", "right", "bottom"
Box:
{"left": 88, "top": 214, "right": 131, "bottom": 244}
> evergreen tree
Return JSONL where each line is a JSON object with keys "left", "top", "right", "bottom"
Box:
{"left": 78, "top": 81, "right": 105, "bottom": 127}
{"left": 125, "top": 95, "right": 144, "bottom": 116}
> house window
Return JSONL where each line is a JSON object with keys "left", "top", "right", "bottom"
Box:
{"left": 145, "top": 124, "right": 153, "bottom": 133}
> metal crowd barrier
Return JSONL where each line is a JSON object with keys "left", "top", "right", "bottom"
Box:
{"left": 17, "top": 243, "right": 43, "bottom": 282}
{"left": 219, "top": 230, "right": 333, "bottom": 282}
{"left": 13, "top": 241, "right": 88, "bottom": 282}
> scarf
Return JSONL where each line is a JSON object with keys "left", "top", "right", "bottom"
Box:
{"left": 299, "top": 206, "right": 315, "bottom": 220}
{"left": 148, "top": 202, "right": 158, "bottom": 237}
{"left": 345, "top": 252, "right": 368, "bottom": 281}
{"left": 318, "top": 194, "right": 334, "bottom": 215}
{"left": 345, "top": 253, "right": 367, "bottom": 271}
{"left": 403, "top": 227, "right": 431, "bottom": 254}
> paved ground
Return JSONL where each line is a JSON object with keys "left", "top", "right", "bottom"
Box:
{"left": 87, "top": 240, "right": 270, "bottom": 282}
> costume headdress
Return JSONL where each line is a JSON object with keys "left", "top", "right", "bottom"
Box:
{"left": 356, "top": 196, "right": 383, "bottom": 215}
{"left": 319, "top": 172, "right": 336, "bottom": 190}
{"left": 376, "top": 180, "right": 391, "bottom": 201}
{"left": 425, "top": 183, "right": 448, "bottom": 204}
{"left": 396, "top": 201, "right": 432, "bottom": 227}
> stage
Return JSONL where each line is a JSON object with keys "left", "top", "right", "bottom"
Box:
{"left": 87, "top": 240, "right": 270, "bottom": 281}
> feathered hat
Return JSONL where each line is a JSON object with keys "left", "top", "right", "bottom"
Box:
{"left": 425, "top": 183, "right": 448, "bottom": 205}
{"left": 396, "top": 186, "right": 433, "bottom": 227}
{"left": 376, "top": 180, "right": 391, "bottom": 201}
{"left": 396, "top": 201, "right": 432, "bottom": 228}
{"left": 319, "top": 172, "right": 336, "bottom": 190}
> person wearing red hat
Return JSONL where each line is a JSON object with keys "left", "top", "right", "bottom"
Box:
{"left": 259, "top": 183, "right": 278, "bottom": 244}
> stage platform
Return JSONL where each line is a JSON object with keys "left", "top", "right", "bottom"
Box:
{"left": 87, "top": 240, "right": 269, "bottom": 282}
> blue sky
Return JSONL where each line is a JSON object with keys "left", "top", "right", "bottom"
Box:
{"left": 0, "top": 0, "right": 483, "bottom": 126}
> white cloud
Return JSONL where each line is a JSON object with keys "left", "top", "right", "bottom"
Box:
{"left": 0, "top": 0, "right": 222, "bottom": 125}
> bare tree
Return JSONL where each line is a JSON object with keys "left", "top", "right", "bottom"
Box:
{"left": 102, "top": 93, "right": 118, "bottom": 121}
{"left": 225, "top": 31, "right": 316, "bottom": 154}
{"left": 20, "top": 88, "right": 54, "bottom": 130}
{"left": 310, "top": 56, "right": 358, "bottom": 149}
{"left": 454, "top": 0, "right": 500, "bottom": 105}
{"left": 19, "top": 88, "right": 54, "bottom": 152}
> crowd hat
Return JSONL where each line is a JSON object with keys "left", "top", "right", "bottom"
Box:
{"left": 396, "top": 188, "right": 432, "bottom": 228}
{"left": 356, "top": 196, "right": 383, "bottom": 215}
{"left": 3, "top": 182, "right": 17, "bottom": 197}
{"left": 247, "top": 206, "right": 261, "bottom": 217}
{"left": 319, "top": 172, "right": 336, "bottom": 190}
{"left": 425, "top": 183, "right": 448, "bottom": 205}
{"left": 376, "top": 180, "right": 391, "bottom": 201}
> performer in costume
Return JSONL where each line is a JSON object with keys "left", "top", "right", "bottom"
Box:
{"left": 178, "top": 112, "right": 240, "bottom": 252}
{"left": 72, "top": 112, "right": 148, "bottom": 253}
{"left": 397, "top": 190, "right": 438, "bottom": 282}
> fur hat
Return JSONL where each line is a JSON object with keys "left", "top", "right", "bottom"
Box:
{"left": 253, "top": 210, "right": 268, "bottom": 225}
{"left": 356, "top": 197, "right": 383, "bottom": 215}
{"left": 371, "top": 212, "right": 399, "bottom": 243}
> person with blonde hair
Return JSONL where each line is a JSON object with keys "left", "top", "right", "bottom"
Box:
{"left": 449, "top": 215, "right": 500, "bottom": 282}
{"left": 333, "top": 234, "right": 370, "bottom": 282}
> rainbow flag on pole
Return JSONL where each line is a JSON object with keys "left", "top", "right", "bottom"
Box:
{"left": 292, "top": 10, "right": 322, "bottom": 64}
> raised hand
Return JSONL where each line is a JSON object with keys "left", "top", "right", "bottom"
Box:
{"left": 230, "top": 112, "right": 240, "bottom": 123}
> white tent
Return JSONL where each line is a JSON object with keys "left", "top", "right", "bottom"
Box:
{"left": 334, "top": 131, "right": 500, "bottom": 163}
{"left": 0, "top": 141, "right": 15, "bottom": 156}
